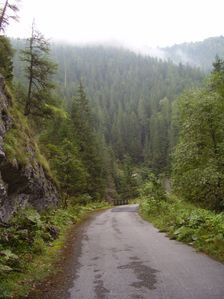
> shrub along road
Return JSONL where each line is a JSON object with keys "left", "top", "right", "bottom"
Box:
{"left": 29, "top": 205, "right": 224, "bottom": 299}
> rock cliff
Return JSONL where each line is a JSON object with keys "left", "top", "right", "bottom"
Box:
{"left": 0, "top": 75, "right": 59, "bottom": 222}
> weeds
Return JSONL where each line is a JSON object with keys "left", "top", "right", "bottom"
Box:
{"left": 0, "top": 200, "right": 110, "bottom": 298}
{"left": 139, "top": 180, "right": 224, "bottom": 262}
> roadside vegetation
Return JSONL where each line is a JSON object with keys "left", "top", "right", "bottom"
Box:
{"left": 139, "top": 174, "right": 224, "bottom": 262}
{"left": 0, "top": 200, "right": 110, "bottom": 298}
{"left": 139, "top": 57, "right": 224, "bottom": 263}
{"left": 1, "top": 2, "right": 224, "bottom": 297}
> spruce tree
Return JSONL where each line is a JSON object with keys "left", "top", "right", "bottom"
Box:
{"left": 71, "top": 83, "right": 105, "bottom": 198}
{"left": 21, "top": 22, "right": 57, "bottom": 117}
{"left": 0, "top": 0, "right": 19, "bottom": 32}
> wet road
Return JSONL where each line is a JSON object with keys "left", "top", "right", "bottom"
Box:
{"left": 29, "top": 204, "right": 224, "bottom": 299}
{"left": 68, "top": 205, "right": 224, "bottom": 299}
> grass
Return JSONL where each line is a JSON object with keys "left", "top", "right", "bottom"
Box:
{"left": 2, "top": 86, "right": 54, "bottom": 180}
{"left": 0, "top": 201, "right": 111, "bottom": 298}
{"left": 139, "top": 194, "right": 224, "bottom": 262}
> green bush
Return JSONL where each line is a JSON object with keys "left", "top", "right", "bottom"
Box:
{"left": 70, "top": 194, "right": 93, "bottom": 205}
{"left": 139, "top": 173, "right": 166, "bottom": 200}
{"left": 140, "top": 194, "right": 224, "bottom": 261}
{"left": 0, "top": 200, "right": 110, "bottom": 297}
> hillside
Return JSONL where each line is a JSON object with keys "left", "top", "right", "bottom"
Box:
{"left": 12, "top": 42, "right": 204, "bottom": 171}
{"left": 0, "top": 75, "right": 59, "bottom": 222}
{"left": 53, "top": 45, "right": 204, "bottom": 169}
{"left": 1, "top": 2, "right": 224, "bottom": 297}
{"left": 161, "top": 36, "right": 224, "bottom": 71}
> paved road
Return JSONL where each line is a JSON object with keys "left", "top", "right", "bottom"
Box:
{"left": 29, "top": 204, "right": 224, "bottom": 299}
{"left": 67, "top": 205, "right": 224, "bottom": 299}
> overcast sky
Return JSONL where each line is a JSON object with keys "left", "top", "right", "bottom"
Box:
{"left": 5, "top": 0, "right": 224, "bottom": 49}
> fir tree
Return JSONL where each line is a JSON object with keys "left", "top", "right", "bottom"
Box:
{"left": 21, "top": 22, "right": 57, "bottom": 117}
{"left": 0, "top": 0, "right": 19, "bottom": 32}
{"left": 71, "top": 82, "right": 105, "bottom": 198}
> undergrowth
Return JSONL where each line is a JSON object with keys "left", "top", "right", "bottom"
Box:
{"left": 0, "top": 200, "right": 110, "bottom": 298}
{"left": 3, "top": 90, "right": 53, "bottom": 179}
{"left": 139, "top": 176, "right": 224, "bottom": 262}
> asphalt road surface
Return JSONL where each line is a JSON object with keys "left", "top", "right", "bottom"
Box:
{"left": 30, "top": 204, "right": 224, "bottom": 299}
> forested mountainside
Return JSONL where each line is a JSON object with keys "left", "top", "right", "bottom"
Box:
{"left": 12, "top": 41, "right": 204, "bottom": 172}
{"left": 11, "top": 39, "right": 224, "bottom": 212}
{"left": 1, "top": 1, "right": 224, "bottom": 296}
{"left": 161, "top": 36, "right": 224, "bottom": 71}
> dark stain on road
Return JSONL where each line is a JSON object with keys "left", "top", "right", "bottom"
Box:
{"left": 118, "top": 257, "right": 158, "bottom": 291}
{"left": 94, "top": 278, "right": 110, "bottom": 299}
{"left": 92, "top": 256, "right": 100, "bottom": 261}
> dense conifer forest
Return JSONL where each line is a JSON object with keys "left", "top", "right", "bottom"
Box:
{"left": 1, "top": 2, "right": 224, "bottom": 295}
{"left": 161, "top": 36, "right": 224, "bottom": 71}
{"left": 12, "top": 40, "right": 204, "bottom": 189}
{"left": 9, "top": 37, "right": 224, "bottom": 211}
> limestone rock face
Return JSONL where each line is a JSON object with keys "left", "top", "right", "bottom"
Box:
{"left": 0, "top": 75, "right": 59, "bottom": 222}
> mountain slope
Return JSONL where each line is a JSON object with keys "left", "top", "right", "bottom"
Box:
{"left": 161, "top": 36, "right": 224, "bottom": 71}
{"left": 12, "top": 42, "right": 204, "bottom": 170}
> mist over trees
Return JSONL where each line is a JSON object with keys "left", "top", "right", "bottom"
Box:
{"left": 161, "top": 36, "right": 224, "bottom": 71}
{"left": 10, "top": 38, "right": 224, "bottom": 210}
{"left": 1, "top": 4, "right": 224, "bottom": 296}
{"left": 48, "top": 45, "right": 203, "bottom": 171}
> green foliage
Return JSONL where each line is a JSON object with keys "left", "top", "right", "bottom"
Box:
{"left": 37, "top": 82, "right": 109, "bottom": 200}
{"left": 2, "top": 88, "right": 53, "bottom": 180}
{"left": 0, "top": 0, "right": 19, "bottom": 33}
{"left": 46, "top": 139, "right": 88, "bottom": 195}
{"left": 140, "top": 173, "right": 166, "bottom": 198}
{"left": 70, "top": 194, "right": 93, "bottom": 205}
{"left": 71, "top": 83, "right": 107, "bottom": 198}
{"left": 163, "top": 36, "right": 224, "bottom": 71}
{"left": 0, "top": 201, "right": 110, "bottom": 297}
{"left": 148, "top": 97, "right": 171, "bottom": 172}
{"left": 115, "top": 157, "right": 141, "bottom": 200}
{"left": 140, "top": 194, "right": 224, "bottom": 262}
{"left": 211, "top": 55, "right": 224, "bottom": 97}
{"left": 3, "top": 95, "right": 33, "bottom": 165}
{"left": 0, "top": 208, "right": 52, "bottom": 280}
{"left": 39, "top": 113, "right": 90, "bottom": 198}
{"left": 21, "top": 23, "right": 57, "bottom": 117}
{"left": 172, "top": 67, "right": 224, "bottom": 210}
{"left": 0, "top": 35, "right": 14, "bottom": 82}
{"left": 13, "top": 42, "right": 203, "bottom": 171}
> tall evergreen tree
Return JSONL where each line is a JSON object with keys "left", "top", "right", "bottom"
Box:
{"left": 71, "top": 83, "right": 106, "bottom": 198}
{"left": 0, "top": 0, "right": 19, "bottom": 32}
{"left": 21, "top": 22, "right": 57, "bottom": 116}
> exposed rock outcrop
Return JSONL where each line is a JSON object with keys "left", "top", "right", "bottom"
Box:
{"left": 0, "top": 75, "right": 59, "bottom": 222}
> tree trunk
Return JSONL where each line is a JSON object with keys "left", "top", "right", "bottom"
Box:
{"left": 0, "top": 0, "right": 8, "bottom": 32}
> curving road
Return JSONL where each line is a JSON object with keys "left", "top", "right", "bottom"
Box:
{"left": 30, "top": 204, "right": 224, "bottom": 299}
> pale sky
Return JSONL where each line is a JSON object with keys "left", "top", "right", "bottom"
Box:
{"left": 5, "top": 0, "right": 224, "bottom": 49}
